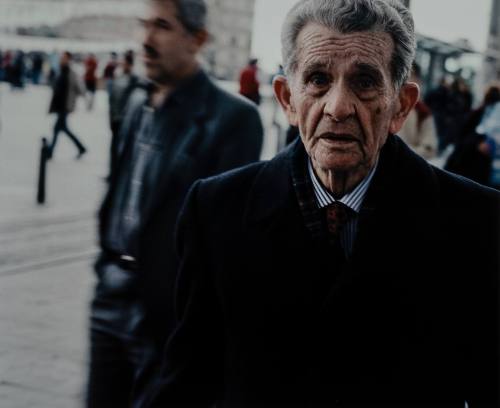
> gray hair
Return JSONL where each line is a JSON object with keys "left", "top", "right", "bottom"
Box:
{"left": 151, "top": 0, "right": 207, "bottom": 33}
{"left": 281, "top": 0, "right": 415, "bottom": 88}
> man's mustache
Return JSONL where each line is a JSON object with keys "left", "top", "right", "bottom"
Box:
{"left": 143, "top": 45, "right": 159, "bottom": 59}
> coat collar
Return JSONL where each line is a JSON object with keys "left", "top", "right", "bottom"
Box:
{"left": 156, "top": 69, "right": 211, "bottom": 121}
{"left": 244, "top": 139, "right": 298, "bottom": 226}
{"left": 243, "top": 135, "right": 444, "bottom": 313}
{"left": 244, "top": 134, "right": 441, "bottom": 230}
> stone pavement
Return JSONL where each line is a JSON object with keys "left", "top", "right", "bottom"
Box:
{"left": 0, "top": 81, "right": 280, "bottom": 408}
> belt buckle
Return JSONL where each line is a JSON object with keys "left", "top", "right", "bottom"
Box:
{"left": 118, "top": 254, "right": 138, "bottom": 270}
{"left": 119, "top": 254, "right": 136, "bottom": 262}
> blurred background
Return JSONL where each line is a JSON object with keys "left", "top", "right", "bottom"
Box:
{"left": 0, "top": 1, "right": 499, "bottom": 407}
{"left": 1, "top": 0, "right": 499, "bottom": 95}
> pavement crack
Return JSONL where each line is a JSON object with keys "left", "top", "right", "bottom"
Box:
{"left": 0, "top": 250, "right": 98, "bottom": 277}
{"left": 0, "top": 379, "right": 82, "bottom": 398}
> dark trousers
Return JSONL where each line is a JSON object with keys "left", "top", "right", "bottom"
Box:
{"left": 50, "top": 112, "right": 85, "bottom": 156}
{"left": 87, "top": 259, "right": 161, "bottom": 408}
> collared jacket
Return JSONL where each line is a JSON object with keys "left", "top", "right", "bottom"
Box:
{"left": 49, "top": 65, "right": 83, "bottom": 114}
{"left": 97, "top": 70, "right": 264, "bottom": 343}
{"left": 145, "top": 135, "right": 499, "bottom": 408}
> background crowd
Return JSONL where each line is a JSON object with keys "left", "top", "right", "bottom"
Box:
{"left": 1, "top": 46, "right": 499, "bottom": 191}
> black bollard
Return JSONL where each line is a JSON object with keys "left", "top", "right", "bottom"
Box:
{"left": 37, "top": 137, "right": 49, "bottom": 204}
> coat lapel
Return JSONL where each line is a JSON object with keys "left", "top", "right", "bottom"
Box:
{"left": 243, "top": 143, "right": 336, "bottom": 304}
{"left": 141, "top": 72, "right": 212, "bottom": 227}
{"left": 319, "top": 135, "right": 442, "bottom": 313}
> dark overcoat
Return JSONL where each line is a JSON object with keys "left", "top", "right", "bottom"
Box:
{"left": 97, "top": 71, "right": 264, "bottom": 342}
{"left": 146, "top": 135, "right": 499, "bottom": 407}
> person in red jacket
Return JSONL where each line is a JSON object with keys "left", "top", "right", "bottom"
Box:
{"left": 83, "top": 53, "right": 98, "bottom": 110}
{"left": 239, "top": 58, "right": 260, "bottom": 105}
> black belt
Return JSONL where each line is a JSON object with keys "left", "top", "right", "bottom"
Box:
{"left": 103, "top": 250, "right": 140, "bottom": 271}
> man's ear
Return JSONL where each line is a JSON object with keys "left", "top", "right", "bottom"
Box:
{"left": 191, "top": 29, "right": 209, "bottom": 51}
{"left": 389, "top": 82, "right": 419, "bottom": 134}
{"left": 273, "top": 75, "right": 299, "bottom": 126}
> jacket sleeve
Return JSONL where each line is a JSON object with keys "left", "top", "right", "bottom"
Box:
{"left": 140, "top": 181, "right": 224, "bottom": 408}
{"left": 214, "top": 103, "right": 264, "bottom": 173}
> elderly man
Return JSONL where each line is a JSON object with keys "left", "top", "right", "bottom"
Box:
{"left": 143, "top": 0, "right": 499, "bottom": 407}
{"left": 87, "top": 0, "right": 263, "bottom": 407}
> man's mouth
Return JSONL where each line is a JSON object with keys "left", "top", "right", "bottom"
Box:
{"left": 319, "top": 133, "right": 358, "bottom": 144}
{"left": 142, "top": 46, "right": 159, "bottom": 63}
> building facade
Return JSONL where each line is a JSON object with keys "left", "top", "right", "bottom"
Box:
{"left": 0, "top": 0, "right": 256, "bottom": 80}
{"left": 205, "top": 0, "right": 256, "bottom": 80}
{"left": 483, "top": 0, "right": 500, "bottom": 84}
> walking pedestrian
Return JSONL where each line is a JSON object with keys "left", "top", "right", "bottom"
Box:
{"left": 239, "top": 58, "right": 261, "bottom": 105}
{"left": 399, "top": 62, "right": 438, "bottom": 159}
{"left": 10, "top": 50, "right": 26, "bottom": 90}
{"left": 31, "top": 52, "right": 44, "bottom": 85}
{"left": 445, "top": 77, "right": 473, "bottom": 150}
{"left": 47, "top": 51, "right": 86, "bottom": 159}
{"left": 0, "top": 50, "right": 4, "bottom": 82}
{"left": 86, "top": 1, "right": 263, "bottom": 407}
{"left": 445, "top": 84, "right": 499, "bottom": 186}
{"left": 102, "top": 51, "right": 118, "bottom": 96}
{"left": 143, "top": 0, "right": 499, "bottom": 406}
{"left": 84, "top": 53, "right": 98, "bottom": 111}
{"left": 425, "top": 77, "right": 451, "bottom": 153}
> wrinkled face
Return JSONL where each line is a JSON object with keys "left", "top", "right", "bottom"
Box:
{"left": 278, "top": 23, "right": 413, "bottom": 176}
{"left": 139, "top": 0, "right": 201, "bottom": 85}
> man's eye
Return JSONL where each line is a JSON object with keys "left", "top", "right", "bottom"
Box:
{"left": 308, "top": 73, "right": 329, "bottom": 87}
{"left": 155, "top": 20, "right": 172, "bottom": 30}
{"left": 355, "top": 76, "right": 376, "bottom": 90}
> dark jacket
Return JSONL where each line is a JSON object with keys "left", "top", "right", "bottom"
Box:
{"left": 445, "top": 107, "right": 494, "bottom": 186}
{"left": 145, "top": 135, "right": 499, "bottom": 407}
{"left": 98, "top": 70, "right": 264, "bottom": 342}
{"left": 49, "top": 65, "right": 82, "bottom": 114}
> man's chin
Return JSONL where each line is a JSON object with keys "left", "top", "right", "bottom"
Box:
{"left": 312, "top": 146, "right": 360, "bottom": 169}
{"left": 143, "top": 67, "right": 159, "bottom": 82}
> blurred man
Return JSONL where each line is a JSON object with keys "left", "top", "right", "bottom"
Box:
{"left": 47, "top": 51, "right": 86, "bottom": 159}
{"left": 143, "top": 0, "right": 499, "bottom": 407}
{"left": 86, "top": 0, "right": 263, "bottom": 407}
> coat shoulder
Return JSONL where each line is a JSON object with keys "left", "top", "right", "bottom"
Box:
{"left": 208, "top": 80, "right": 260, "bottom": 117}
{"left": 190, "top": 146, "right": 289, "bottom": 212}
{"left": 195, "top": 160, "right": 267, "bottom": 206}
{"left": 434, "top": 165, "right": 500, "bottom": 205}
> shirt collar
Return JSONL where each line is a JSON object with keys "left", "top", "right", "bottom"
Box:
{"left": 167, "top": 69, "right": 206, "bottom": 107}
{"left": 147, "top": 69, "right": 207, "bottom": 109}
{"left": 308, "top": 159, "right": 378, "bottom": 213}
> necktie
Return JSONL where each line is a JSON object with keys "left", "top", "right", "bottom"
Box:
{"left": 325, "top": 202, "right": 351, "bottom": 246}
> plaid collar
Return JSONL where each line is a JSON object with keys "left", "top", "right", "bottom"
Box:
{"left": 289, "top": 141, "right": 326, "bottom": 241}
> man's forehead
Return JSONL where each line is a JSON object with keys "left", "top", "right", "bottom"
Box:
{"left": 296, "top": 22, "right": 394, "bottom": 71}
{"left": 138, "top": 0, "right": 176, "bottom": 20}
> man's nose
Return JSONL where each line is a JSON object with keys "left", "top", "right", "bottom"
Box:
{"left": 142, "top": 25, "right": 155, "bottom": 48}
{"left": 323, "top": 82, "right": 355, "bottom": 122}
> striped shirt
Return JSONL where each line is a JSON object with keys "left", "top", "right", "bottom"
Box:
{"left": 308, "top": 160, "right": 377, "bottom": 256}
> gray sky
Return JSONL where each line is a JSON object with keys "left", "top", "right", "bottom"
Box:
{"left": 251, "top": 0, "right": 493, "bottom": 73}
